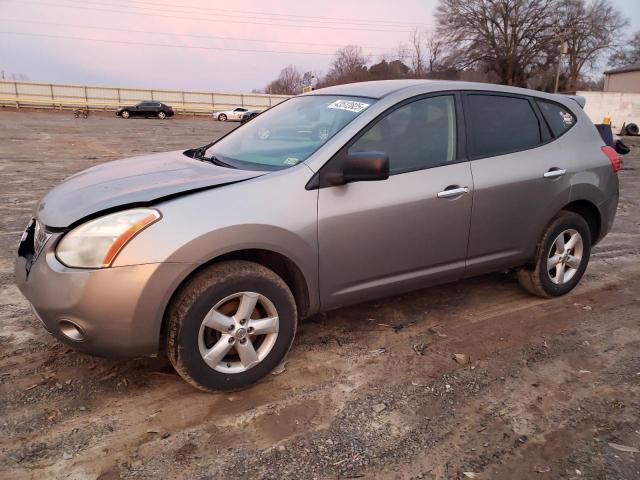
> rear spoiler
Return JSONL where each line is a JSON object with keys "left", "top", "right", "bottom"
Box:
{"left": 562, "top": 95, "right": 586, "bottom": 109}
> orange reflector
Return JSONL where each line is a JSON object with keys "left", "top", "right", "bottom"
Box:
{"left": 101, "top": 213, "right": 159, "bottom": 266}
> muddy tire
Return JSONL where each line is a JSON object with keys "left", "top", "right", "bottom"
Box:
{"left": 166, "top": 260, "right": 297, "bottom": 392}
{"left": 517, "top": 211, "right": 591, "bottom": 298}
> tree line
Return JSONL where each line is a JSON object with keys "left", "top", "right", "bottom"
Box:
{"left": 260, "top": 0, "right": 639, "bottom": 95}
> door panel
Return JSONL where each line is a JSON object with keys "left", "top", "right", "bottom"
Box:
{"left": 466, "top": 146, "right": 571, "bottom": 274}
{"left": 463, "top": 93, "right": 572, "bottom": 275}
{"left": 318, "top": 162, "right": 473, "bottom": 310}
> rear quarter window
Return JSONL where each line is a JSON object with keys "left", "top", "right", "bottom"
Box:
{"left": 536, "top": 100, "right": 576, "bottom": 138}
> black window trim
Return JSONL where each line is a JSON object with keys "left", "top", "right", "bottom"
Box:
{"left": 307, "top": 91, "right": 466, "bottom": 190}
{"left": 534, "top": 98, "right": 578, "bottom": 140}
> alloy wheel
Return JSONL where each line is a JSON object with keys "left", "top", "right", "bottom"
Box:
{"left": 547, "top": 228, "right": 583, "bottom": 285}
{"left": 197, "top": 292, "right": 279, "bottom": 374}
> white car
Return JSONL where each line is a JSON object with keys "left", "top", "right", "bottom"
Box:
{"left": 214, "top": 107, "right": 249, "bottom": 122}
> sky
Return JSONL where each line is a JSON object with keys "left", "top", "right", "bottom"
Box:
{"left": 0, "top": 0, "right": 638, "bottom": 94}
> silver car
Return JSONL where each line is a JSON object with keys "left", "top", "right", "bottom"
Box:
{"left": 15, "top": 80, "right": 620, "bottom": 391}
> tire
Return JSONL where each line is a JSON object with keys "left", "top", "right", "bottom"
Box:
{"left": 517, "top": 211, "right": 591, "bottom": 298}
{"left": 121, "top": 110, "right": 130, "bottom": 119}
{"left": 218, "top": 113, "right": 227, "bottom": 121}
{"left": 157, "top": 111, "right": 166, "bottom": 119}
{"left": 625, "top": 123, "right": 639, "bottom": 136}
{"left": 166, "top": 260, "right": 297, "bottom": 392}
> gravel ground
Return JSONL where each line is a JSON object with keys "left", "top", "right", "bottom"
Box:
{"left": 0, "top": 109, "right": 639, "bottom": 480}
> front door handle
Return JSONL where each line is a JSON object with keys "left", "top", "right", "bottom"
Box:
{"left": 543, "top": 168, "right": 567, "bottom": 179}
{"left": 437, "top": 186, "right": 469, "bottom": 199}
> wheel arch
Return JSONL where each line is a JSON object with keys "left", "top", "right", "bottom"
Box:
{"left": 159, "top": 248, "right": 311, "bottom": 346}
{"left": 561, "top": 199, "right": 602, "bottom": 245}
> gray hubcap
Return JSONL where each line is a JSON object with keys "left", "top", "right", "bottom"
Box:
{"left": 547, "top": 228, "right": 583, "bottom": 285}
{"left": 198, "top": 292, "right": 279, "bottom": 374}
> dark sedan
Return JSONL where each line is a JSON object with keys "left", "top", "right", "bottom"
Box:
{"left": 116, "top": 102, "right": 174, "bottom": 119}
{"left": 240, "top": 110, "right": 261, "bottom": 124}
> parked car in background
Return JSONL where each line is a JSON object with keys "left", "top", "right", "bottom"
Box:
{"left": 116, "top": 102, "right": 174, "bottom": 119}
{"left": 240, "top": 110, "right": 261, "bottom": 124}
{"left": 214, "top": 107, "right": 249, "bottom": 121}
{"left": 16, "top": 80, "right": 620, "bottom": 392}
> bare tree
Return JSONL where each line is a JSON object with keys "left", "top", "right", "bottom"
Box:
{"left": 436, "top": 0, "right": 557, "bottom": 86}
{"left": 263, "top": 65, "right": 302, "bottom": 95}
{"left": 425, "top": 32, "right": 446, "bottom": 73}
{"left": 409, "top": 29, "right": 426, "bottom": 77}
{"left": 558, "top": 0, "right": 627, "bottom": 90}
{"left": 608, "top": 31, "right": 640, "bottom": 68}
{"left": 322, "top": 45, "right": 368, "bottom": 86}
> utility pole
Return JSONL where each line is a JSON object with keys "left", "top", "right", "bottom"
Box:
{"left": 554, "top": 41, "right": 568, "bottom": 93}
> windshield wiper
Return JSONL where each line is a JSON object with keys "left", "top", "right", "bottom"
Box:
{"left": 202, "top": 154, "right": 237, "bottom": 169}
{"left": 185, "top": 144, "right": 237, "bottom": 168}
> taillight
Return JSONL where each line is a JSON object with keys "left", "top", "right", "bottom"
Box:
{"left": 601, "top": 145, "right": 620, "bottom": 173}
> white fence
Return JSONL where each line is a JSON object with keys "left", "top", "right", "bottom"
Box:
{"left": 577, "top": 90, "right": 640, "bottom": 133}
{"left": 0, "top": 80, "right": 290, "bottom": 114}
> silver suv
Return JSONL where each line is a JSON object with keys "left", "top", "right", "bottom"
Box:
{"left": 15, "top": 80, "right": 620, "bottom": 391}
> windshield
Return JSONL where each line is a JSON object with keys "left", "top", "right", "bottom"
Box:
{"left": 205, "top": 95, "right": 375, "bottom": 170}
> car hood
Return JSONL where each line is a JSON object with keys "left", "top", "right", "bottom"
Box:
{"left": 36, "top": 150, "right": 267, "bottom": 228}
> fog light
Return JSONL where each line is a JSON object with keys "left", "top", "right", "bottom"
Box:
{"left": 59, "top": 319, "right": 84, "bottom": 342}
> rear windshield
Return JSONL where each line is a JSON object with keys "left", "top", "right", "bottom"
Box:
{"left": 206, "top": 95, "right": 374, "bottom": 170}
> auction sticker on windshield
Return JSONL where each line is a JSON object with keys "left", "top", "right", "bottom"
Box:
{"left": 327, "top": 100, "right": 370, "bottom": 113}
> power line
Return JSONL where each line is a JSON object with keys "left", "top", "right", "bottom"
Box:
{"left": 81, "top": 0, "right": 430, "bottom": 28}
{"left": 68, "top": 0, "right": 430, "bottom": 29}
{"left": 14, "top": 0, "right": 419, "bottom": 33}
{"left": 0, "top": 19, "right": 398, "bottom": 51}
{"left": 0, "top": 31, "right": 392, "bottom": 56}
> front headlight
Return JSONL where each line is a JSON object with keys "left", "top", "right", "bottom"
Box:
{"left": 56, "top": 208, "right": 161, "bottom": 268}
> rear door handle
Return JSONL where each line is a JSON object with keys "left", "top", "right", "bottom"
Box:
{"left": 437, "top": 186, "right": 469, "bottom": 199}
{"left": 543, "top": 168, "right": 567, "bottom": 179}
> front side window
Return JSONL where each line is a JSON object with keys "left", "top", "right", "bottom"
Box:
{"left": 466, "top": 94, "right": 541, "bottom": 158}
{"left": 206, "top": 95, "right": 374, "bottom": 170}
{"left": 349, "top": 95, "right": 457, "bottom": 174}
{"left": 536, "top": 100, "right": 576, "bottom": 138}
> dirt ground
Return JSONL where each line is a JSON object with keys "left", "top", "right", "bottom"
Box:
{"left": 0, "top": 109, "right": 639, "bottom": 480}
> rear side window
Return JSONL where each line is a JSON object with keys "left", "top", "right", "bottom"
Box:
{"left": 536, "top": 100, "right": 576, "bottom": 137}
{"left": 349, "top": 95, "right": 457, "bottom": 174}
{"left": 466, "top": 94, "right": 541, "bottom": 158}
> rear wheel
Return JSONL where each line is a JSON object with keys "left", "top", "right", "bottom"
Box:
{"left": 517, "top": 211, "right": 591, "bottom": 298}
{"left": 166, "top": 260, "right": 297, "bottom": 392}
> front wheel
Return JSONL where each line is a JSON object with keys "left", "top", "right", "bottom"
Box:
{"left": 121, "top": 110, "right": 130, "bottom": 119}
{"left": 166, "top": 260, "right": 297, "bottom": 392}
{"left": 218, "top": 113, "right": 227, "bottom": 121}
{"left": 517, "top": 211, "right": 591, "bottom": 298}
{"left": 157, "top": 111, "right": 166, "bottom": 119}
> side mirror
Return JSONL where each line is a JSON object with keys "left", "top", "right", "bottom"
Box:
{"left": 342, "top": 151, "right": 390, "bottom": 184}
